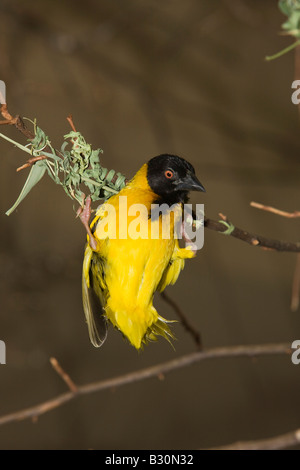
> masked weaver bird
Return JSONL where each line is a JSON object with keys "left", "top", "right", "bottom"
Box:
{"left": 81, "top": 154, "right": 205, "bottom": 350}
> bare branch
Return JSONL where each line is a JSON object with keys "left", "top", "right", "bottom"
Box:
{"left": 50, "top": 357, "right": 78, "bottom": 393}
{"left": 210, "top": 428, "right": 300, "bottom": 450}
{"left": 250, "top": 201, "right": 300, "bottom": 218}
{"left": 160, "top": 291, "right": 202, "bottom": 348}
{"left": 66, "top": 114, "right": 77, "bottom": 133}
{"left": 249, "top": 202, "right": 300, "bottom": 309}
{"left": 0, "top": 343, "right": 291, "bottom": 427}
{"left": 16, "top": 155, "right": 48, "bottom": 172}
{"left": 204, "top": 217, "right": 300, "bottom": 252}
{"left": 0, "top": 104, "right": 34, "bottom": 140}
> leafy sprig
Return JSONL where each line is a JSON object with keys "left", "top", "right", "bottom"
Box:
{"left": 2, "top": 119, "right": 127, "bottom": 216}
{"left": 266, "top": 0, "right": 300, "bottom": 61}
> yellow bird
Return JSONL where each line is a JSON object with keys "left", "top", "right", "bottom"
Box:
{"left": 81, "top": 154, "right": 205, "bottom": 350}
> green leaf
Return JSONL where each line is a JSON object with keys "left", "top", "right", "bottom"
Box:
{"left": 279, "top": 0, "right": 293, "bottom": 16}
{"left": 6, "top": 161, "right": 47, "bottom": 216}
{"left": 90, "top": 149, "right": 101, "bottom": 169}
{"left": 282, "top": 11, "right": 300, "bottom": 36}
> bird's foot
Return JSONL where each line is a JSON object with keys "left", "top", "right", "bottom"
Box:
{"left": 77, "top": 195, "right": 98, "bottom": 251}
{"left": 181, "top": 214, "right": 198, "bottom": 254}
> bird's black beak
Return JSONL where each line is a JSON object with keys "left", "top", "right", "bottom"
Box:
{"left": 175, "top": 173, "right": 206, "bottom": 192}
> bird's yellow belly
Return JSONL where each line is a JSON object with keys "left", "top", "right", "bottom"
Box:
{"left": 98, "top": 220, "right": 176, "bottom": 348}
{"left": 89, "top": 188, "right": 193, "bottom": 349}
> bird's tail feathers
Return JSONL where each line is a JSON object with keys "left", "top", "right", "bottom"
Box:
{"left": 106, "top": 301, "right": 176, "bottom": 350}
{"left": 144, "top": 315, "right": 176, "bottom": 349}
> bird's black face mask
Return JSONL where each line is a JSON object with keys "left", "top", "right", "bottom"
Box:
{"left": 147, "top": 154, "right": 205, "bottom": 205}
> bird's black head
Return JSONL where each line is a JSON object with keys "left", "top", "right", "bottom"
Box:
{"left": 147, "top": 154, "right": 205, "bottom": 205}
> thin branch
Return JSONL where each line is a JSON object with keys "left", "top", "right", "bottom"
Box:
{"left": 204, "top": 217, "right": 300, "bottom": 252}
{"left": 250, "top": 201, "right": 300, "bottom": 218}
{"left": 50, "top": 357, "right": 78, "bottom": 393}
{"left": 0, "top": 104, "right": 34, "bottom": 140}
{"left": 0, "top": 343, "right": 291, "bottom": 427}
{"left": 160, "top": 291, "right": 202, "bottom": 349}
{"left": 66, "top": 114, "right": 77, "bottom": 133}
{"left": 250, "top": 202, "right": 300, "bottom": 308}
{"left": 210, "top": 428, "right": 300, "bottom": 450}
{"left": 16, "top": 155, "right": 48, "bottom": 172}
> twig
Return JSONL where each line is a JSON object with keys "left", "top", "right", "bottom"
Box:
{"left": 250, "top": 201, "right": 300, "bottom": 218}
{"left": 204, "top": 217, "right": 300, "bottom": 252}
{"left": 209, "top": 428, "right": 300, "bottom": 450}
{"left": 16, "top": 155, "right": 48, "bottom": 172}
{"left": 266, "top": 40, "right": 300, "bottom": 62}
{"left": 0, "top": 342, "right": 291, "bottom": 427}
{"left": 50, "top": 357, "right": 78, "bottom": 393}
{"left": 250, "top": 202, "right": 300, "bottom": 308}
{"left": 160, "top": 291, "right": 202, "bottom": 349}
{"left": 0, "top": 104, "right": 34, "bottom": 140}
{"left": 0, "top": 104, "right": 17, "bottom": 124}
{"left": 66, "top": 114, "right": 77, "bottom": 133}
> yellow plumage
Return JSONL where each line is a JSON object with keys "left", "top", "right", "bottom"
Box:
{"left": 82, "top": 163, "right": 195, "bottom": 350}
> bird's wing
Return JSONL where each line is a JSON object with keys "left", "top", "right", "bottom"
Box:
{"left": 82, "top": 243, "right": 108, "bottom": 347}
{"left": 157, "top": 255, "right": 185, "bottom": 292}
{"left": 157, "top": 243, "right": 195, "bottom": 292}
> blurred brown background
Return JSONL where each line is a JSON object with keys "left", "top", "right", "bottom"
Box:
{"left": 0, "top": 0, "right": 300, "bottom": 450}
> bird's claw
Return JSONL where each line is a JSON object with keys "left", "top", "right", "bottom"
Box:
{"left": 77, "top": 195, "right": 98, "bottom": 251}
{"left": 181, "top": 218, "right": 197, "bottom": 254}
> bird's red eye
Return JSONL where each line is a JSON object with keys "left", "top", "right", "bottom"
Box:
{"left": 165, "top": 170, "right": 174, "bottom": 179}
